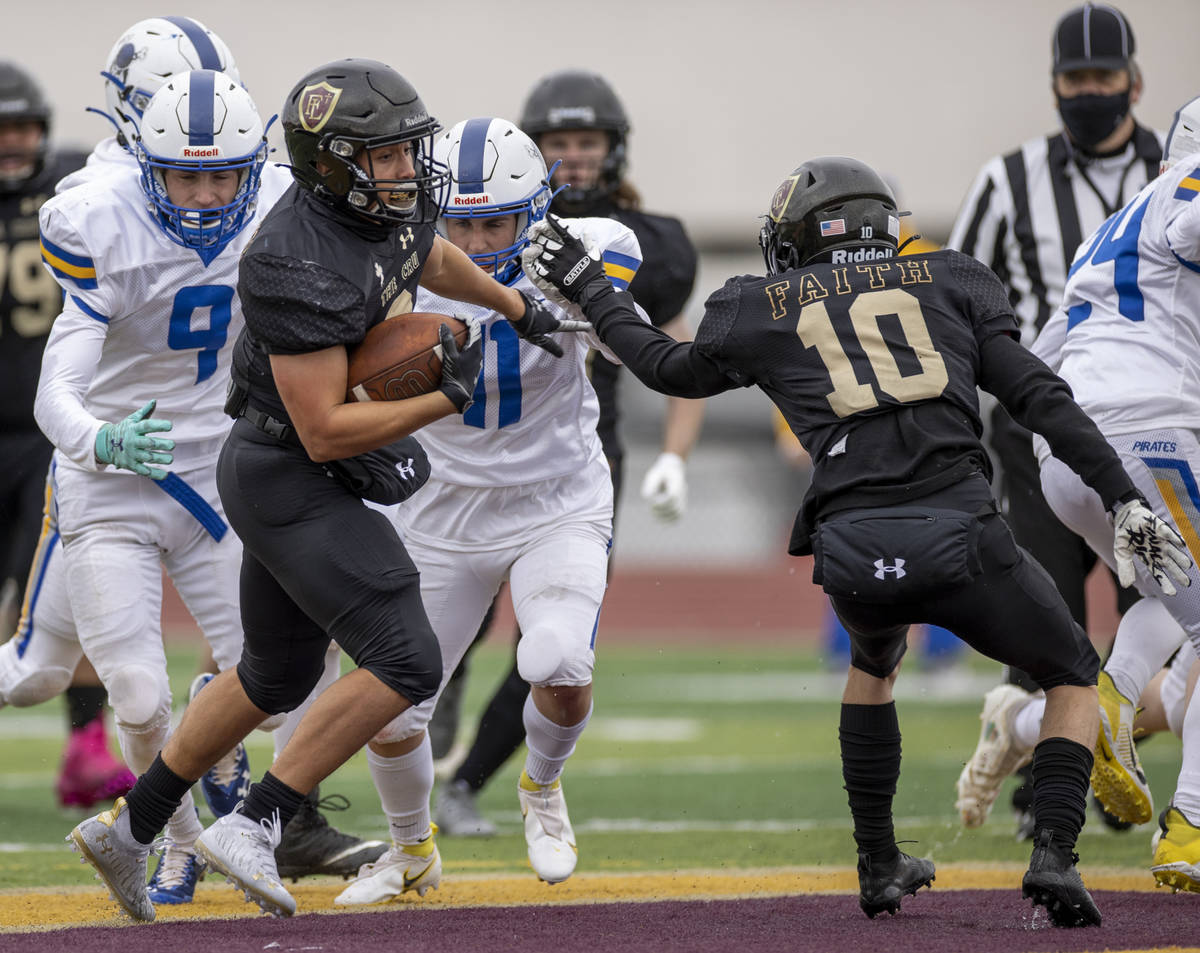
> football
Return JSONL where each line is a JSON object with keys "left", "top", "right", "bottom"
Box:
{"left": 346, "top": 313, "right": 469, "bottom": 402}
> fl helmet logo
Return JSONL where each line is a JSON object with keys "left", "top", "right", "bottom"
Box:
{"left": 299, "top": 82, "right": 342, "bottom": 133}
{"left": 769, "top": 175, "right": 800, "bottom": 223}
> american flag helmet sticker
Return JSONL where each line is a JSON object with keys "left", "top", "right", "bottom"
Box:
{"left": 820, "top": 219, "right": 846, "bottom": 236}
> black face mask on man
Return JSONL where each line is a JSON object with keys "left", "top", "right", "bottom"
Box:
{"left": 1057, "top": 91, "right": 1132, "bottom": 153}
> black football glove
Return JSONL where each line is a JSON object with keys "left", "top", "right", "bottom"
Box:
{"left": 508, "top": 288, "right": 590, "bottom": 359}
{"left": 522, "top": 213, "right": 610, "bottom": 306}
{"left": 438, "top": 320, "right": 483, "bottom": 413}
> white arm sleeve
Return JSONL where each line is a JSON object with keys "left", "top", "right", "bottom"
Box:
{"left": 34, "top": 300, "right": 109, "bottom": 471}
{"left": 1030, "top": 305, "right": 1069, "bottom": 372}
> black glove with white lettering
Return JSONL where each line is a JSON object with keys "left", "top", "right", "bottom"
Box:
{"left": 508, "top": 288, "right": 589, "bottom": 359}
{"left": 522, "top": 213, "right": 611, "bottom": 307}
{"left": 438, "top": 320, "right": 483, "bottom": 413}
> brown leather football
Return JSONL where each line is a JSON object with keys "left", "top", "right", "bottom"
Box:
{"left": 346, "top": 313, "right": 470, "bottom": 402}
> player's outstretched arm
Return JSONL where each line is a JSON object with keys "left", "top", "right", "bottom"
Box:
{"left": 523, "top": 216, "right": 735, "bottom": 400}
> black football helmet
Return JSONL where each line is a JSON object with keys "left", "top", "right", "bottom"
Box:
{"left": 519, "top": 70, "right": 629, "bottom": 211}
{"left": 0, "top": 61, "right": 51, "bottom": 191}
{"left": 282, "top": 59, "right": 447, "bottom": 227}
{"left": 759, "top": 157, "right": 900, "bottom": 274}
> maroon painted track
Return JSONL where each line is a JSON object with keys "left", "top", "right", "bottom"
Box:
{"left": 6, "top": 890, "right": 1198, "bottom": 953}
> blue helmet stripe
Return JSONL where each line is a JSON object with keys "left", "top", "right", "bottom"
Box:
{"left": 456, "top": 118, "right": 492, "bottom": 194}
{"left": 188, "top": 70, "right": 215, "bottom": 146}
{"left": 164, "top": 16, "right": 223, "bottom": 70}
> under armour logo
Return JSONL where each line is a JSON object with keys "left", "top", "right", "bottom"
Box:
{"left": 395, "top": 457, "right": 416, "bottom": 479}
{"left": 873, "top": 558, "right": 906, "bottom": 580}
{"left": 374, "top": 262, "right": 385, "bottom": 286}
{"left": 397, "top": 227, "right": 414, "bottom": 250}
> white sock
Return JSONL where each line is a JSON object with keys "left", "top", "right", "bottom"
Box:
{"left": 165, "top": 793, "right": 203, "bottom": 848}
{"left": 1106, "top": 598, "right": 1186, "bottom": 705}
{"left": 1011, "top": 696, "right": 1046, "bottom": 749}
{"left": 367, "top": 734, "right": 433, "bottom": 845}
{"left": 273, "top": 644, "right": 341, "bottom": 758}
{"left": 523, "top": 693, "right": 592, "bottom": 785}
{"left": 1171, "top": 678, "right": 1200, "bottom": 824}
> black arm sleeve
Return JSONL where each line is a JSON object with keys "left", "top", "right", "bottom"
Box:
{"left": 978, "top": 333, "right": 1136, "bottom": 509}
{"left": 581, "top": 285, "right": 740, "bottom": 399}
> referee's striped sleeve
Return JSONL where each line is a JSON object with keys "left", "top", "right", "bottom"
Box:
{"left": 947, "top": 158, "right": 1007, "bottom": 266}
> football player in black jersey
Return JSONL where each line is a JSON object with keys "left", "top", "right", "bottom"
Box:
{"left": 69, "top": 58, "right": 584, "bottom": 921}
{"left": 523, "top": 156, "right": 1193, "bottom": 928}
{"left": 0, "top": 63, "right": 134, "bottom": 808}
{"left": 433, "top": 69, "right": 706, "bottom": 837}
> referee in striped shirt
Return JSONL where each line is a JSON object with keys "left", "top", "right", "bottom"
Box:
{"left": 948, "top": 2, "right": 1163, "bottom": 839}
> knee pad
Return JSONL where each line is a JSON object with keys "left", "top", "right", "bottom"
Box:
{"left": 517, "top": 625, "right": 566, "bottom": 686}
{"left": 108, "top": 665, "right": 171, "bottom": 731}
{"left": 255, "top": 712, "right": 288, "bottom": 732}
{"left": 371, "top": 698, "right": 435, "bottom": 745}
{"left": 4, "top": 666, "right": 75, "bottom": 707}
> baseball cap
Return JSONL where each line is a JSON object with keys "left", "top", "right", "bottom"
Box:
{"left": 1052, "top": 3, "right": 1135, "bottom": 74}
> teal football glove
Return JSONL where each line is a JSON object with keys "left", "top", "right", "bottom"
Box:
{"left": 94, "top": 400, "right": 175, "bottom": 480}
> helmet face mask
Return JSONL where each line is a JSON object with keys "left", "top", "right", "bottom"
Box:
{"left": 759, "top": 157, "right": 900, "bottom": 274}
{"left": 282, "top": 59, "right": 448, "bottom": 228}
{"left": 435, "top": 117, "right": 554, "bottom": 286}
{"left": 99, "top": 16, "right": 238, "bottom": 151}
{"left": 0, "top": 62, "right": 51, "bottom": 191}
{"left": 135, "top": 70, "right": 267, "bottom": 263}
{"left": 520, "top": 70, "right": 628, "bottom": 212}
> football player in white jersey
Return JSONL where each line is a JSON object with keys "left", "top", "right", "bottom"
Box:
{"left": 57, "top": 16, "right": 239, "bottom": 194}
{"left": 958, "top": 93, "right": 1200, "bottom": 892}
{"left": 32, "top": 70, "right": 289, "bottom": 907}
{"left": 334, "top": 117, "right": 643, "bottom": 904}
{"left": 1, "top": 15, "right": 242, "bottom": 787}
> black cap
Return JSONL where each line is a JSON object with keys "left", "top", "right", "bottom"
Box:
{"left": 1052, "top": 3, "right": 1135, "bottom": 74}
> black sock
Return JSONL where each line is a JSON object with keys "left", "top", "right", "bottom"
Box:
{"left": 65, "top": 685, "right": 107, "bottom": 730}
{"left": 840, "top": 702, "right": 901, "bottom": 864}
{"left": 453, "top": 656, "right": 530, "bottom": 792}
{"left": 124, "top": 755, "right": 195, "bottom": 845}
{"left": 1031, "top": 737, "right": 1093, "bottom": 850}
{"left": 241, "top": 771, "right": 306, "bottom": 829}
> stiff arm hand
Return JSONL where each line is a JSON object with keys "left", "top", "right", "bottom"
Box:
{"left": 521, "top": 214, "right": 611, "bottom": 310}
{"left": 1112, "top": 498, "right": 1193, "bottom": 596}
{"left": 94, "top": 400, "right": 174, "bottom": 480}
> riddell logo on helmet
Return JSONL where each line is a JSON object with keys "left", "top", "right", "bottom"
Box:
{"left": 182, "top": 146, "right": 222, "bottom": 158}
{"left": 831, "top": 247, "right": 894, "bottom": 263}
{"left": 451, "top": 194, "right": 493, "bottom": 206}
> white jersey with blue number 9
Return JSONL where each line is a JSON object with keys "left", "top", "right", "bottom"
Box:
{"left": 414, "top": 216, "right": 647, "bottom": 488}
{"left": 37, "top": 162, "right": 293, "bottom": 464}
{"left": 1036, "top": 150, "right": 1200, "bottom": 434}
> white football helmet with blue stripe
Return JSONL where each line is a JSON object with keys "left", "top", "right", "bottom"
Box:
{"left": 99, "top": 16, "right": 239, "bottom": 151}
{"left": 135, "top": 70, "right": 267, "bottom": 263}
{"left": 435, "top": 117, "right": 556, "bottom": 286}
{"left": 1164, "top": 94, "right": 1200, "bottom": 174}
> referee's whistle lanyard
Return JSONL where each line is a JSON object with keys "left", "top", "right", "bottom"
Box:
{"left": 1072, "top": 150, "right": 1136, "bottom": 219}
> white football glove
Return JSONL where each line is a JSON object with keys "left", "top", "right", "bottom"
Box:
{"left": 1112, "top": 498, "right": 1193, "bottom": 596}
{"left": 521, "top": 217, "right": 603, "bottom": 313}
{"left": 640, "top": 452, "right": 687, "bottom": 522}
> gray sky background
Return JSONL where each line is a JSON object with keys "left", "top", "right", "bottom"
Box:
{"left": 10, "top": 0, "right": 1198, "bottom": 245}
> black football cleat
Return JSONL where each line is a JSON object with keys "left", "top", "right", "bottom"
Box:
{"left": 1022, "top": 829, "right": 1102, "bottom": 927}
{"left": 275, "top": 789, "right": 388, "bottom": 881}
{"left": 857, "top": 850, "right": 935, "bottom": 918}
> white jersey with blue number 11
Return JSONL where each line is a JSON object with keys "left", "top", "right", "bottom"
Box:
{"left": 1036, "top": 150, "right": 1200, "bottom": 434}
{"left": 37, "top": 162, "right": 292, "bottom": 463}
{"left": 414, "top": 216, "right": 645, "bottom": 487}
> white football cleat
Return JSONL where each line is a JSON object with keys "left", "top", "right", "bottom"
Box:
{"left": 955, "top": 684, "right": 1037, "bottom": 828}
{"left": 333, "top": 827, "right": 441, "bottom": 905}
{"left": 518, "top": 770, "right": 577, "bottom": 884}
{"left": 195, "top": 807, "right": 295, "bottom": 917}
